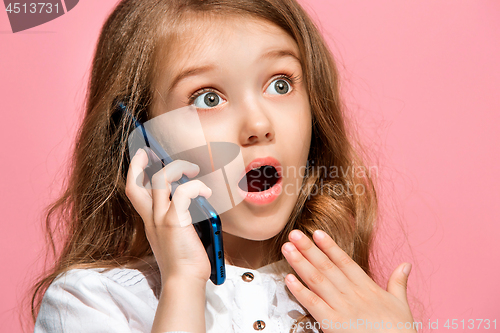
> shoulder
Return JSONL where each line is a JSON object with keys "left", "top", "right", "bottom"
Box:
{"left": 52, "top": 265, "right": 158, "bottom": 289}
{"left": 35, "top": 265, "right": 160, "bottom": 332}
{"left": 45, "top": 265, "right": 160, "bottom": 299}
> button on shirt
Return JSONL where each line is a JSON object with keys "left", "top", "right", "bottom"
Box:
{"left": 34, "top": 258, "right": 319, "bottom": 333}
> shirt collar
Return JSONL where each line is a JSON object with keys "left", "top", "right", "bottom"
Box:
{"left": 223, "top": 258, "right": 289, "bottom": 283}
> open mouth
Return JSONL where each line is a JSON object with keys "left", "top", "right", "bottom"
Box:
{"left": 238, "top": 165, "right": 281, "bottom": 192}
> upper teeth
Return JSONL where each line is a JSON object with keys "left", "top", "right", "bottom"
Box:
{"left": 251, "top": 165, "right": 270, "bottom": 171}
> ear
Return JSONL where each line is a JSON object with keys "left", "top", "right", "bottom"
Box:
{"left": 387, "top": 263, "right": 412, "bottom": 303}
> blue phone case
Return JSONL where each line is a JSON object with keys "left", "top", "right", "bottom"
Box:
{"left": 118, "top": 103, "right": 226, "bottom": 285}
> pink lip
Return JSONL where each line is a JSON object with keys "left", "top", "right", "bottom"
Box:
{"left": 237, "top": 157, "right": 283, "bottom": 205}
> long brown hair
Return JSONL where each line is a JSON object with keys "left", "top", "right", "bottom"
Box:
{"left": 29, "top": 0, "right": 378, "bottom": 330}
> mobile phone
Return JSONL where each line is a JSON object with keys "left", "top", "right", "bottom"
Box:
{"left": 117, "top": 102, "right": 225, "bottom": 285}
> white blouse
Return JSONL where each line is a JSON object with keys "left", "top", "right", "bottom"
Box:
{"left": 34, "top": 258, "right": 318, "bottom": 333}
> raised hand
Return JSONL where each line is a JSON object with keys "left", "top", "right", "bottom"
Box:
{"left": 125, "top": 147, "right": 213, "bottom": 285}
{"left": 282, "top": 229, "right": 417, "bottom": 332}
{"left": 126, "top": 148, "right": 212, "bottom": 333}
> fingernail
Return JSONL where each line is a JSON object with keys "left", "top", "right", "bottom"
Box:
{"left": 314, "top": 230, "right": 326, "bottom": 240}
{"left": 289, "top": 230, "right": 302, "bottom": 241}
{"left": 135, "top": 148, "right": 144, "bottom": 157}
{"left": 204, "top": 187, "right": 213, "bottom": 198}
{"left": 191, "top": 162, "right": 199, "bottom": 168}
{"left": 286, "top": 274, "right": 297, "bottom": 283}
{"left": 402, "top": 263, "right": 412, "bottom": 276}
{"left": 283, "top": 243, "right": 296, "bottom": 253}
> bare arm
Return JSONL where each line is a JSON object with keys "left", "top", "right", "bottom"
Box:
{"left": 152, "top": 277, "right": 207, "bottom": 333}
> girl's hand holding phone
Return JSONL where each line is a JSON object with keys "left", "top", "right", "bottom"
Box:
{"left": 125, "top": 147, "right": 213, "bottom": 286}
{"left": 126, "top": 148, "right": 211, "bottom": 333}
{"left": 282, "top": 230, "right": 417, "bottom": 333}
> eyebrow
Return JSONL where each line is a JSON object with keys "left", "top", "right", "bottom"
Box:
{"left": 167, "top": 48, "right": 301, "bottom": 92}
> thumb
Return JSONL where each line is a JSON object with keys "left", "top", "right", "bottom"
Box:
{"left": 387, "top": 262, "right": 412, "bottom": 303}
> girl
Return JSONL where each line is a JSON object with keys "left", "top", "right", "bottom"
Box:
{"left": 31, "top": 0, "right": 417, "bottom": 332}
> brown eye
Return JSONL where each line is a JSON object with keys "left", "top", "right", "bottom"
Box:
{"left": 204, "top": 92, "right": 219, "bottom": 107}
{"left": 275, "top": 79, "right": 289, "bottom": 94}
{"left": 193, "top": 91, "right": 222, "bottom": 109}
{"left": 266, "top": 78, "right": 291, "bottom": 95}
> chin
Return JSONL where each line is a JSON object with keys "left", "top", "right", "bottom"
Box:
{"left": 221, "top": 214, "right": 287, "bottom": 241}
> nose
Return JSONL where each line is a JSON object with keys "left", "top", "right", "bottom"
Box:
{"left": 238, "top": 100, "right": 275, "bottom": 146}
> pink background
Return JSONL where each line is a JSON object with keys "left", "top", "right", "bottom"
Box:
{"left": 1, "top": 1, "right": 499, "bottom": 332}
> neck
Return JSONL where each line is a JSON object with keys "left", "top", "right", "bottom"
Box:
{"left": 222, "top": 232, "right": 270, "bottom": 269}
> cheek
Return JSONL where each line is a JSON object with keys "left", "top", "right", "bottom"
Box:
{"left": 279, "top": 103, "right": 312, "bottom": 161}
{"left": 297, "top": 98, "right": 313, "bottom": 158}
{"left": 194, "top": 111, "right": 233, "bottom": 143}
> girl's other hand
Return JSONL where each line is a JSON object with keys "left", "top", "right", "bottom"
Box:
{"left": 282, "top": 229, "right": 417, "bottom": 333}
{"left": 125, "top": 148, "right": 212, "bottom": 286}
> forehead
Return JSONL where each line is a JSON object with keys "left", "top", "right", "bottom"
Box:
{"left": 157, "top": 14, "right": 301, "bottom": 79}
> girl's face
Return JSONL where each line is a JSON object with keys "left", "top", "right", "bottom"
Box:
{"left": 152, "top": 15, "right": 311, "bottom": 241}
